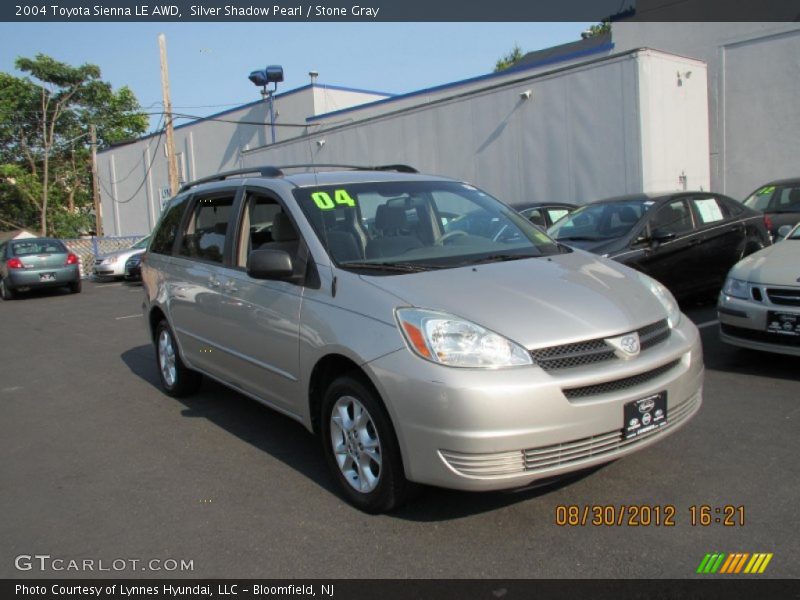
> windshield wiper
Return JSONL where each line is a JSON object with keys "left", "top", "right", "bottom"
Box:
{"left": 467, "top": 253, "right": 536, "bottom": 265}
{"left": 556, "top": 235, "right": 608, "bottom": 241}
{"left": 339, "top": 261, "right": 438, "bottom": 273}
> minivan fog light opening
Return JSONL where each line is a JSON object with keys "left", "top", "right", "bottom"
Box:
{"left": 396, "top": 308, "right": 533, "bottom": 368}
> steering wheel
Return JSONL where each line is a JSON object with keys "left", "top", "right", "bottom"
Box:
{"left": 437, "top": 230, "right": 469, "bottom": 245}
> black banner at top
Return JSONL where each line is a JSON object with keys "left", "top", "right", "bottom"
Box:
{"left": 2, "top": 0, "right": 798, "bottom": 22}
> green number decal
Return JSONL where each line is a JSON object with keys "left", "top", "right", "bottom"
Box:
{"left": 312, "top": 189, "right": 357, "bottom": 210}
{"left": 757, "top": 186, "right": 775, "bottom": 196}
{"left": 311, "top": 192, "right": 335, "bottom": 209}
{"left": 334, "top": 189, "right": 356, "bottom": 207}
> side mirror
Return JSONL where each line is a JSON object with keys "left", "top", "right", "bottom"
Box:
{"left": 650, "top": 229, "right": 677, "bottom": 244}
{"left": 247, "top": 249, "right": 293, "bottom": 280}
{"left": 776, "top": 225, "right": 793, "bottom": 240}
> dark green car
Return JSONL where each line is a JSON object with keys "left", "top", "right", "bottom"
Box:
{"left": 0, "top": 238, "right": 81, "bottom": 300}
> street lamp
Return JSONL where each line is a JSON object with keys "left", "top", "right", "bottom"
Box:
{"left": 248, "top": 65, "right": 284, "bottom": 145}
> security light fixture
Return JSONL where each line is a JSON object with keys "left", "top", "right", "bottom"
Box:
{"left": 248, "top": 65, "right": 284, "bottom": 145}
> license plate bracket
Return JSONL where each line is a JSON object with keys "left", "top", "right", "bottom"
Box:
{"left": 623, "top": 392, "right": 667, "bottom": 440}
{"left": 766, "top": 311, "right": 800, "bottom": 337}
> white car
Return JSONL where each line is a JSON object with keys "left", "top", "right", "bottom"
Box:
{"left": 94, "top": 236, "right": 149, "bottom": 279}
{"left": 718, "top": 224, "right": 800, "bottom": 355}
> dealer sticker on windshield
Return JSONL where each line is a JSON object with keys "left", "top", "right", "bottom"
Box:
{"left": 311, "top": 190, "right": 356, "bottom": 210}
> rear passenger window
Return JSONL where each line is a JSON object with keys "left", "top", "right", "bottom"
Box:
{"left": 151, "top": 195, "right": 189, "bottom": 255}
{"left": 691, "top": 197, "right": 726, "bottom": 225}
{"left": 179, "top": 194, "right": 235, "bottom": 263}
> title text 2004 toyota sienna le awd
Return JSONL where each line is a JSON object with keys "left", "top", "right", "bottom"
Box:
{"left": 141, "top": 165, "right": 703, "bottom": 513}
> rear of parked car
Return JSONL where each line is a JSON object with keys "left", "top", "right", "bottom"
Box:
{"left": 0, "top": 238, "right": 81, "bottom": 300}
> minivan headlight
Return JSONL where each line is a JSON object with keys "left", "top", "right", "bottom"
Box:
{"left": 637, "top": 273, "right": 681, "bottom": 329}
{"left": 722, "top": 277, "right": 749, "bottom": 300}
{"left": 395, "top": 308, "right": 532, "bottom": 368}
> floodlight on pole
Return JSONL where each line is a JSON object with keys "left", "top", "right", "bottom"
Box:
{"left": 248, "top": 65, "right": 284, "bottom": 144}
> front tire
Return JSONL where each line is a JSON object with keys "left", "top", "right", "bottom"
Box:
{"left": 155, "top": 320, "right": 201, "bottom": 397}
{"left": 320, "top": 375, "right": 414, "bottom": 513}
{"left": 0, "top": 278, "right": 15, "bottom": 300}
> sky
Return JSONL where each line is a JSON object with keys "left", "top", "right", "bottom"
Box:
{"left": 0, "top": 22, "right": 592, "bottom": 131}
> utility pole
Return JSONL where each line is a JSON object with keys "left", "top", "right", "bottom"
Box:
{"left": 159, "top": 33, "right": 179, "bottom": 197}
{"left": 89, "top": 124, "right": 103, "bottom": 237}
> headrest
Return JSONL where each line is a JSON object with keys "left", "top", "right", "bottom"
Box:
{"left": 375, "top": 205, "right": 408, "bottom": 231}
{"left": 272, "top": 212, "right": 298, "bottom": 242}
{"left": 213, "top": 222, "right": 228, "bottom": 235}
{"left": 619, "top": 206, "right": 638, "bottom": 223}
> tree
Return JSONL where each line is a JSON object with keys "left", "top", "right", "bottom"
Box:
{"left": 0, "top": 54, "right": 148, "bottom": 237}
{"left": 494, "top": 44, "right": 524, "bottom": 72}
{"left": 583, "top": 22, "right": 611, "bottom": 38}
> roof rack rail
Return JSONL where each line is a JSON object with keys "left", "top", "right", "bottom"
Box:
{"left": 178, "top": 163, "right": 419, "bottom": 193}
{"left": 179, "top": 166, "right": 283, "bottom": 192}
{"left": 275, "top": 163, "right": 418, "bottom": 174}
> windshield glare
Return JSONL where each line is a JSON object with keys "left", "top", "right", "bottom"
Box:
{"left": 548, "top": 199, "right": 651, "bottom": 241}
{"left": 293, "top": 181, "right": 562, "bottom": 271}
{"left": 133, "top": 236, "right": 150, "bottom": 250}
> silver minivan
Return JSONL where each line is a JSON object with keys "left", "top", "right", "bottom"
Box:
{"left": 141, "top": 166, "right": 703, "bottom": 513}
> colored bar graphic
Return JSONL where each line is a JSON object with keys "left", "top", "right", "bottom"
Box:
{"left": 698, "top": 552, "right": 772, "bottom": 574}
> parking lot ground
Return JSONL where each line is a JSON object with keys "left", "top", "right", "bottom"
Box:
{"left": 1, "top": 281, "right": 798, "bottom": 578}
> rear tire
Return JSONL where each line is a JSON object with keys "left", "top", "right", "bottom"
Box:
{"left": 155, "top": 319, "right": 201, "bottom": 397}
{"left": 320, "top": 375, "right": 415, "bottom": 513}
{"left": 69, "top": 280, "right": 82, "bottom": 294}
{"left": 0, "top": 278, "right": 15, "bottom": 300}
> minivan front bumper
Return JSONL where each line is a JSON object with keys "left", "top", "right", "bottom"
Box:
{"left": 366, "top": 317, "right": 703, "bottom": 491}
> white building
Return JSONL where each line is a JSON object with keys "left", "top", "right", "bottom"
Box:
{"left": 97, "top": 22, "right": 800, "bottom": 237}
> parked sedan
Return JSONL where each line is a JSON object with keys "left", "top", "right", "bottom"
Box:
{"left": 548, "top": 192, "right": 770, "bottom": 299}
{"left": 0, "top": 238, "right": 81, "bottom": 299}
{"left": 742, "top": 178, "right": 800, "bottom": 241}
{"left": 94, "top": 236, "right": 150, "bottom": 279}
{"left": 516, "top": 202, "right": 577, "bottom": 229}
{"left": 718, "top": 223, "right": 800, "bottom": 356}
{"left": 124, "top": 251, "right": 143, "bottom": 281}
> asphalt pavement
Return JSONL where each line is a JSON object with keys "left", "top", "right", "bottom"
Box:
{"left": 1, "top": 281, "right": 798, "bottom": 578}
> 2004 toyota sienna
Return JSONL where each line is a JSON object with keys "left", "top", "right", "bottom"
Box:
{"left": 141, "top": 165, "right": 703, "bottom": 513}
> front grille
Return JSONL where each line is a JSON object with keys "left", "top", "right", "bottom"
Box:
{"left": 721, "top": 324, "right": 800, "bottom": 347}
{"left": 766, "top": 288, "right": 800, "bottom": 307}
{"left": 562, "top": 359, "right": 681, "bottom": 400}
{"left": 440, "top": 392, "right": 700, "bottom": 477}
{"left": 530, "top": 319, "right": 670, "bottom": 371}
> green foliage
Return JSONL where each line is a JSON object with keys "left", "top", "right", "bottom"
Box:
{"left": 585, "top": 22, "right": 611, "bottom": 38}
{"left": 494, "top": 44, "right": 524, "bottom": 72}
{"left": 0, "top": 54, "right": 148, "bottom": 237}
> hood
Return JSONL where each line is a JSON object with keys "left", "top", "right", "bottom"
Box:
{"left": 558, "top": 237, "right": 625, "bottom": 256}
{"left": 99, "top": 247, "right": 140, "bottom": 260}
{"left": 361, "top": 250, "right": 668, "bottom": 349}
{"left": 730, "top": 240, "right": 800, "bottom": 286}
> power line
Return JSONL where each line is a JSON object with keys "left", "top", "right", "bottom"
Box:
{"left": 99, "top": 124, "right": 166, "bottom": 205}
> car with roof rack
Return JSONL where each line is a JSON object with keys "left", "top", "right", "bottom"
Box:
{"left": 140, "top": 164, "right": 703, "bottom": 513}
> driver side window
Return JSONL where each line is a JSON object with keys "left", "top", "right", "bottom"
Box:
{"left": 649, "top": 200, "right": 694, "bottom": 236}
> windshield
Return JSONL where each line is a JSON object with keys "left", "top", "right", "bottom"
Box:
{"left": 744, "top": 183, "right": 800, "bottom": 213}
{"left": 132, "top": 236, "right": 150, "bottom": 250}
{"left": 11, "top": 239, "right": 67, "bottom": 255}
{"left": 293, "top": 180, "right": 563, "bottom": 272}
{"left": 787, "top": 225, "right": 800, "bottom": 240}
{"left": 548, "top": 198, "right": 652, "bottom": 241}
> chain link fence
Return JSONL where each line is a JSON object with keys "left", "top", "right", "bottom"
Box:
{"left": 63, "top": 236, "right": 144, "bottom": 278}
